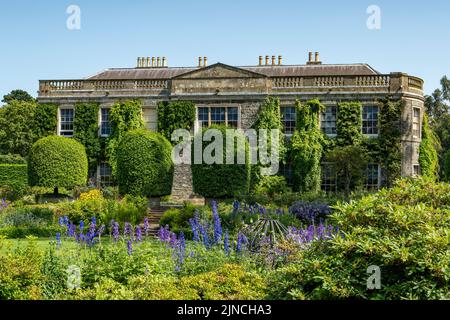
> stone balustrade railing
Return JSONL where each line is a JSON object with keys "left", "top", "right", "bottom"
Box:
{"left": 39, "top": 79, "right": 169, "bottom": 94}
{"left": 273, "top": 75, "right": 391, "bottom": 89}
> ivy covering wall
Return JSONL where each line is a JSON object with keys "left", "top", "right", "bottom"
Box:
{"left": 251, "top": 97, "right": 286, "bottom": 190}
{"left": 336, "top": 102, "right": 362, "bottom": 146}
{"left": 73, "top": 102, "right": 101, "bottom": 175}
{"left": 34, "top": 103, "right": 58, "bottom": 139}
{"left": 106, "top": 99, "right": 144, "bottom": 177}
{"left": 419, "top": 113, "right": 440, "bottom": 180}
{"left": 157, "top": 101, "right": 196, "bottom": 143}
{"left": 378, "top": 98, "right": 403, "bottom": 185}
{"left": 290, "top": 99, "right": 324, "bottom": 193}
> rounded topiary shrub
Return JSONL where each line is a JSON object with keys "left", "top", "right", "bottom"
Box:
{"left": 191, "top": 125, "right": 251, "bottom": 198}
{"left": 116, "top": 129, "right": 173, "bottom": 196}
{"left": 28, "top": 136, "right": 88, "bottom": 189}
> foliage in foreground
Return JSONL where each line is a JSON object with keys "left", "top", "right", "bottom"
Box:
{"left": 267, "top": 178, "right": 450, "bottom": 300}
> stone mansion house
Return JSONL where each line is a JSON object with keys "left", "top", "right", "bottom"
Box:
{"left": 37, "top": 53, "right": 424, "bottom": 194}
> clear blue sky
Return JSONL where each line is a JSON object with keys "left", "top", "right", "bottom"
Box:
{"left": 0, "top": 0, "right": 449, "bottom": 98}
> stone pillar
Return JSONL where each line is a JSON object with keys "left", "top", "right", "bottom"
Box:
{"left": 170, "top": 164, "right": 205, "bottom": 205}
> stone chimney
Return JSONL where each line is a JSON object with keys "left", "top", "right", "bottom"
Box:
{"left": 203, "top": 57, "right": 208, "bottom": 67}
{"left": 315, "top": 52, "right": 321, "bottom": 64}
{"left": 259, "top": 56, "right": 263, "bottom": 66}
{"left": 271, "top": 55, "right": 276, "bottom": 65}
{"left": 265, "top": 55, "right": 269, "bottom": 65}
{"left": 162, "top": 57, "right": 167, "bottom": 67}
{"left": 198, "top": 57, "right": 203, "bottom": 67}
{"left": 152, "top": 57, "right": 156, "bottom": 67}
{"left": 278, "top": 55, "right": 283, "bottom": 65}
{"left": 307, "top": 51, "right": 322, "bottom": 65}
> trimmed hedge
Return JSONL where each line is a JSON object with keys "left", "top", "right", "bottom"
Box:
{"left": 0, "top": 164, "right": 28, "bottom": 190}
{"left": 28, "top": 136, "right": 88, "bottom": 189}
{"left": 116, "top": 129, "right": 173, "bottom": 196}
{"left": 191, "top": 125, "right": 251, "bottom": 198}
{"left": 0, "top": 154, "right": 26, "bottom": 164}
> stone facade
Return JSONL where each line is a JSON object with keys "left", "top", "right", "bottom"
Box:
{"left": 37, "top": 54, "right": 425, "bottom": 201}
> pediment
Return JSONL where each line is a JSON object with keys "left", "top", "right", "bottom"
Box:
{"left": 173, "top": 63, "right": 267, "bottom": 79}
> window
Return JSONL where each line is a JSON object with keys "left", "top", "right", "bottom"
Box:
{"left": 197, "top": 107, "right": 240, "bottom": 128}
{"left": 100, "top": 108, "right": 111, "bottom": 137}
{"left": 366, "top": 164, "right": 380, "bottom": 190}
{"left": 278, "top": 162, "right": 293, "bottom": 187}
{"left": 198, "top": 107, "right": 209, "bottom": 128}
{"left": 413, "top": 164, "right": 421, "bottom": 177}
{"left": 412, "top": 108, "right": 421, "bottom": 138}
{"left": 211, "top": 107, "right": 226, "bottom": 125}
{"left": 362, "top": 106, "right": 379, "bottom": 135}
{"left": 227, "top": 107, "right": 238, "bottom": 128}
{"left": 321, "top": 106, "right": 337, "bottom": 136}
{"left": 60, "top": 109, "right": 74, "bottom": 137}
{"left": 99, "top": 162, "right": 113, "bottom": 187}
{"left": 321, "top": 163, "right": 337, "bottom": 193}
{"left": 281, "top": 106, "right": 296, "bottom": 135}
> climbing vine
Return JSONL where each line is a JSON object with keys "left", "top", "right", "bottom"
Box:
{"left": 336, "top": 102, "right": 362, "bottom": 146}
{"left": 290, "top": 99, "right": 324, "bottom": 193}
{"left": 251, "top": 97, "right": 286, "bottom": 189}
{"left": 157, "top": 101, "right": 196, "bottom": 143}
{"left": 419, "top": 113, "right": 440, "bottom": 180}
{"left": 73, "top": 102, "right": 101, "bottom": 175}
{"left": 34, "top": 103, "right": 58, "bottom": 139}
{"left": 106, "top": 99, "right": 144, "bottom": 177}
{"left": 378, "top": 97, "right": 403, "bottom": 186}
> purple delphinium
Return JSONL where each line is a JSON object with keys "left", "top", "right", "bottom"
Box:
{"left": 79, "top": 221, "right": 85, "bottom": 232}
{"left": 189, "top": 212, "right": 200, "bottom": 242}
{"left": 112, "top": 222, "right": 120, "bottom": 242}
{"left": 124, "top": 222, "right": 132, "bottom": 238}
{"left": 169, "top": 232, "right": 178, "bottom": 249}
{"left": 177, "top": 232, "right": 186, "bottom": 265}
{"left": 236, "top": 232, "right": 247, "bottom": 253}
{"left": 232, "top": 200, "right": 240, "bottom": 216}
{"left": 127, "top": 240, "right": 133, "bottom": 256}
{"left": 58, "top": 216, "right": 64, "bottom": 227}
{"left": 224, "top": 231, "right": 230, "bottom": 255}
{"left": 143, "top": 218, "right": 149, "bottom": 237}
{"left": 68, "top": 223, "right": 76, "bottom": 237}
{"left": 198, "top": 223, "right": 210, "bottom": 249}
{"left": 98, "top": 225, "right": 105, "bottom": 237}
{"left": 135, "top": 226, "right": 142, "bottom": 242}
{"left": 212, "top": 201, "right": 222, "bottom": 244}
{"left": 1, "top": 198, "right": 8, "bottom": 210}
{"left": 158, "top": 225, "right": 171, "bottom": 243}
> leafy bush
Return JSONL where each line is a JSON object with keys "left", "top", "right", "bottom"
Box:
{"left": 117, "top": 129, "right": 173, "bottom": 197}
{"left": 192, "top": 125, "right": 251, "bottom": 198}
{"left": 0, "top": 238, "right": 43, "bottom": 299}
{"left": 419, "top": 114, "right": 440, "bottom": 180}
{"left": 254, "top": 176, "right": 290, "bottom": 199}
{"left": 268, "top": 178, "right": 450, "bottom": 300}
{"left": 0, "top": 164, "right": 28, "bottom": 200}
{"left": 0, "top": 154, "right": 26, "bottom": 164}
{"left": 159, "top": 203, "right": 200, "bottom": 237}
{"left": 28, "top": 136, "right": 88, "bottom": 190}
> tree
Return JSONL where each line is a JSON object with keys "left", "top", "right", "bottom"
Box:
{"left": 326, "top": 145, "right": 368, "bottom": 198}
{"left": 425, "top": 76, "right": 450, "bottom": 123}
{"left": 0, "top": 100, "right": 37, "bottom": 156}
{"left": 2, "top": 89, "right": 35, "bottom": 104}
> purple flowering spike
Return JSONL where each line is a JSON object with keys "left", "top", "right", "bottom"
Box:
{"left": 212, "top": 201, "right": 222, "bottom": 244}
{"left": 236, "top": 232, "right": 247, "bottom": 253}
{"left": 135, "top": 226, "right": 142, "bottom": 242}
{"left": 169, "top": 232, "right": 178, "bottom": 248}
{"left": 79, "top": 221, "right": 84, "bottom": 231}
{"left": 127, "top": 240, "right": 133, "bottom": 256}
{"left": 224, "top": 231, "right": 230, "bottom": 255}
{"left": 112, "top": 222, "right": 120, "bottom": 242}
{"left": 189, "top": 218, "right": 200, "bottom": 242}
{"left": 143, "top": 218, "right": 149, "bottom": 237}
{"left": 124, "top": 222, "right": 132, "bottom": 237}
{"left": 91, "top": 217, "right": 97, "bottom": 226}
{"left": 98, "top": 225, "right": 105, "bottom": 237}
{"left": 56, "top": 233, "right": 61, "bottom": 248}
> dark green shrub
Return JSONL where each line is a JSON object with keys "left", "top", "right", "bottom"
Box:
{"left": 444, "top": 149, "right": 450, "bottom": 182}
{"left": 0, "top": 164, "right": 28, "bottom": 200}
{"left": 419, "top": 114, "right": 440, "bottom": 180}
{"left": 34, "top": 103, "right": 58, "bottom": 139}
{"left": 28, "top": 136, "right": 88, "bottom": 190}
{"left": 159, "top": 203, "right": 202, "bottom": 237}
{"left": 116, "top": 129, "right": 173, "bottom": 197}
{"left": 192, "top": 125, "right": 251, "bottom": 198}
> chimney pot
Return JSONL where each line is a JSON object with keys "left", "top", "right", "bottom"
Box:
{"left": 259, "top": 56, "right": 263, "bottom": 66}
{"left": 203, "top": 57, "right": 208, "bottom": 67}
{"left": 146, "top": 57, "right": 150, "bottom": 68}
{"left": 162, "top": 57, "right": 167, "bottom": 67}
{"left": 137, "top": 57, "right": 141, "bottom": 68}
{"left": 157, "top": 57, "right": 161, "bottom": 67}
{"left": 152, "top": 57, "right": 155, "bottom": 67}
{"left": 315, "top": 52, "right": 320, "bottom": 63}
{"left": 278, "top": 55, "right": 282, "bottom": 65}
{"left": 272, "top": 55, "right": 276, "bottom": 65}
{"left": 308, "top": 52, "right": 313, "bottom": 63}
{"left": 265, "top": 55, "right": 269, "bottom": 65}
{"left": 198, "top": 57, "right": 203, "bottom": 67}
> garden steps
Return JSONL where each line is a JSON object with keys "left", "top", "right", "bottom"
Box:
{"left": 145, "top": 206, "right": 171, "bottom": 236}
